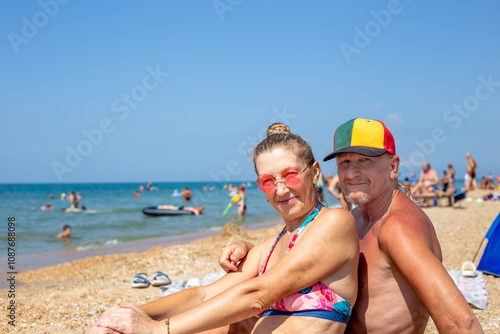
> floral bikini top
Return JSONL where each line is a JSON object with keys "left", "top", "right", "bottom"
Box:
{"left": 258, "top": 203, "right": 352, "bottom": 323}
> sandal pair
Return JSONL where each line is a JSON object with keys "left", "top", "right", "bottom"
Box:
{"left": 131, "top": 272, "right": 171, "bottom": 288}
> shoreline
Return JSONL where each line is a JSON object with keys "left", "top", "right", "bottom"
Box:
{"left": 2, "top": 192, "right": 499, "bottom": 333}
{"left": 4, "top": 216, "right": 284, "bottom": 275}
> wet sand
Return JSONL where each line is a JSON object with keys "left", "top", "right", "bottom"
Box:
{"left": 1, "top": 190, "right": 499, "bottom": 333}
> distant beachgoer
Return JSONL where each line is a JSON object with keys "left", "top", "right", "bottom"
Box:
{"left": 316, "top": 172, "right": 326, "bottom": 203}
{"left": 147, "top": 182, "right": 153, "bottom": 191}
{"left": 57, "top": 225, "right": 72, "bottom": 238}
{"left": 410, "top": 172, "right": 418, "bottom": 185}
{"left": 441, "top": 170, "right": 450, "bottom": 192}
{"left": 465, "top": 153, "right": 478, "bottom": 190}
{"left": 327, "top": 174, "right": 350, "bottom": 210}
{"left": 67, "top": 191, "right": 81, "bottom": 209}
{"left": 448, "top": 163, "right": 456, "bottom": 181}
{"left": 236, "top": 186, "right": 247, "bottom": 217}
{"left": 411, "top": 162, "right": 439, "bottom": 196}
{"left": 134, "top": 190, "right": 141, "bottom": 198}
{"left": 485, "top": 173, "right": 493, "bottom": 190}
{"left": 403, "top": 177, "right": 411, "bottom": 189}
{"left": 41, "top": 203, "right": 53, "bottom": 211}
{"left": 436, "top": 179, "right": 456, "bottom": 197}
{"left": 156, "top": 205, "right": 204, "bottom": 215}
{"left": 49, "top": 193, "right": 54, "bottom": 199}
{"left": 181, "top": 187, "right": 192, "bottom": 201}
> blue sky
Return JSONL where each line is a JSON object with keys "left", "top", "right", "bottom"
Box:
{"left": 2, "top": 0, "right": 499, "bottom": 184}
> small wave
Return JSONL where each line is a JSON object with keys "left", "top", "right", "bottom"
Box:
{"left": 206, "top": 226, "right": 223, "bottom": 233}
{"left": 76, "top": 239, "right": 120, "bottom": 251}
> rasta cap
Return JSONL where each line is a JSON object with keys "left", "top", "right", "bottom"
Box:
{"left": 323, "top": 118, "right": 395, "bottom": 161}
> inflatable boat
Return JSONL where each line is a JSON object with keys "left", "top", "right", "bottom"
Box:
{"left": 142, "top": 206, "right": 195, "bottom": 216}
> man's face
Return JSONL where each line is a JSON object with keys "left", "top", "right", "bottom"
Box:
{"left": 336, "top": 152, "right": 396, "bottom": 206}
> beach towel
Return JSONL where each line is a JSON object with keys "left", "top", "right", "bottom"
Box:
{"left": 448, "top": 270, "right": 488, "bottom": 309}
{"left": 159, "top": 271, "right": 226, "bottom": 297}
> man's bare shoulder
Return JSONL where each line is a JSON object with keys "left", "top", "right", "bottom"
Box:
{"left": 378, "top": 193, "right": 434, "bottom": 249}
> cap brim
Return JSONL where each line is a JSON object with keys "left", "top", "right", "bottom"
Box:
{"left": 323, "top": 147, "right": 387, "bottom": 161}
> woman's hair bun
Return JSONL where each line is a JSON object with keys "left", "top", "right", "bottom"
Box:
{"left": 267, "top": 123, "right": 291, "bottom": 137}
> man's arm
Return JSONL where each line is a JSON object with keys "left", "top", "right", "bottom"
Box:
{"left": 219, "top": 240, "right": 255, "bottom": 272}
{"left": 379, "top": 215, "right": 483, "bottom": 333}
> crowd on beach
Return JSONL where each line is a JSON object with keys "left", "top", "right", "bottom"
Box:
{"left": 88, "top": 119, "right": 486, "bottom": 334}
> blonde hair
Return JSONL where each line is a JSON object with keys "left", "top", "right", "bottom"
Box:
{"left": 266, "top": 123, "right": 291, "bottom": 136}
{"left": 252, "top": 124, "right": 315, "bottom": 174}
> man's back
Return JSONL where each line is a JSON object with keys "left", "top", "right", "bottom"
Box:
{"left": 346, "top": 191, "right": 440, "bottom": 333}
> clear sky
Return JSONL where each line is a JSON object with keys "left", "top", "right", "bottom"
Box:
{"left": 2, "top": 0, "right": 499, "bottom": 184}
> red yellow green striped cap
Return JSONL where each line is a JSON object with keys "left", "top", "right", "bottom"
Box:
{"left": 323, "top": 118, "right": 395, "bottom": 161}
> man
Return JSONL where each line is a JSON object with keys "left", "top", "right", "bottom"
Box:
{"left": 466, "top": 153, "right": 478, "bottom": 190}
{"left": 411, "top": 161, "right": 440, "bottom": 196}
{"left": 327, "top": 174, "right": 350, "bottom": 210}
{"left": 57, "top": 225, "right": 72, "bottom": 238}
{"left": 181, "top": 187, "right": 192, "bottom": 201}
{"left": 220, "top": 118, "right": 482, "bottom": 333}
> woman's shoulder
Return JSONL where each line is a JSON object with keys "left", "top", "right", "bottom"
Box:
{"left": 319, "top": 206, "right": 355, "bottom": 226}
{"left": 309, "top": 207, "right": 357, "bottom": 239}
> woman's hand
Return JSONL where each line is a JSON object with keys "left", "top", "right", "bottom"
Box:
{"left": 219, "top": 241, "right": 254, "bottom": 272}
{"left": 95, "top": 304, "right": 163, "bottom": 334}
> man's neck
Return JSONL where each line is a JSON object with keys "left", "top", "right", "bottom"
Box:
{"left": 358, "top": 186, "right": 399, "bottom": 226}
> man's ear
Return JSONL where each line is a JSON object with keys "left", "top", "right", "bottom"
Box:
{"left": 390, "top": 156, "right": 400, "bottom": 181}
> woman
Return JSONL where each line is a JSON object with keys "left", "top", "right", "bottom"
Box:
{"left": 236, "top": 186, "right": 247, "bottom": 217}
{"left": 90, "top": 128, "right": 358, "bottom": 334}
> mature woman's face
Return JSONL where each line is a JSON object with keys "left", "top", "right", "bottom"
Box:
{"left": 255, "top": 147, "right": 318, "bottom": 224}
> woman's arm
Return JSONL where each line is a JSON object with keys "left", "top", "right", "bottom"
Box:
{"left": 97, "top": 208, "right": 358, "bottom": 333}
{"left": 93, "top": 237, "right": 268, "bottom": 333}
{"left": 168, "top": 209, "right": 358, "bottom": 333}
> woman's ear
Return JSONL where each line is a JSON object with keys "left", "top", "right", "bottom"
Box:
{"left": 312, "top": 161, "right": 321, "bottom": 185}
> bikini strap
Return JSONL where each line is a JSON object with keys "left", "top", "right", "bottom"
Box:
{"left": 260, "top": 203, "right": 323, "bottom": 273}
{"left": 259, "top": 226, "right": 286, "bottom": 274}
{"left": 288, "top": 203, "right": 322, "bottom": 251}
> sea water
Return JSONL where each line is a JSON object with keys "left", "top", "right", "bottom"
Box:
{"left": 0, "top": 181, "right": 342, "bottom": 271}
{"left": 0, "top": 180, "right": 464, "bottom": 272}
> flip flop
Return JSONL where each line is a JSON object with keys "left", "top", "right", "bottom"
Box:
{"left": 461, "top": 261, "right": 477, "bottom": 277}
{"left": 151, "top": 271, "right": 171, "bottom": 287}
{"left": 131, "top": 273, "right": 150, "bottom": 288}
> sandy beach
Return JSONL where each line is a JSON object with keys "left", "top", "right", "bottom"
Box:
{"left": 2, "top": 189, "right": 499, "bottom": 333}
